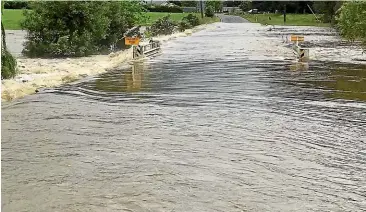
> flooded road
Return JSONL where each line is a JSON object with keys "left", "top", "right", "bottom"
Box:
{"left": 2, "top": 20, "right": 366, "bottom": 212}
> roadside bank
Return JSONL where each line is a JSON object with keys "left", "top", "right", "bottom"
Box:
{"left": 1, "top": 24, "right": 217, "bottom": 102}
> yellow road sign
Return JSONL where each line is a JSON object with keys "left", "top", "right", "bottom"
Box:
{"left": 125, "top": 37, "right": 140, "bottom": 46}
{"left": 290, "top": 35, "right": 304, "bottom": 42}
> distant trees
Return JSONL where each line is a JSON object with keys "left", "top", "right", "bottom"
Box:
{"left": 313, "top": 1, "right": 343, "bottom": 24}
{"left": 249, "top": 1, "right": 314, "bottom": 13}
{"left": 167, "top": 1, "right": 197, "bottom": 7}
{"left": 239, "top": 1, "right": 252, "bottom": 12}
{"left": 181, "top": 1, "right": 197, "bottom": 7}
{"left": 206, "top": 0, "right": 222, "bottom": 13}
{"left": 223, "top": 1, "right": 242, "bottom": 7}
{"left": 3, "top": 1, "right": 30, "bottom": 9}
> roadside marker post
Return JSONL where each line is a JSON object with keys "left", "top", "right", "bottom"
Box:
{"left": 298, "top": 48, "right": 310, "bottom": 62}
{"left": 124, "top": 36, "right": 161, "bottom": 59}
{"left": 290, "top": 35, "right": 309, "bottom": 62}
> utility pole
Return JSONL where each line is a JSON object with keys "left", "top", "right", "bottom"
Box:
{"left": 200, "top": 0, "right": 204, "bottom": 19}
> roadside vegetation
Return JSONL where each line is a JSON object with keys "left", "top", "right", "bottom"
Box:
{"left": 0, "top": 1, "right": 218, "bottom": 79}
{"left": 21, "top": 1, "right": 147, "bottom": 58}
{"left": 337, "top": 2, "right": 366, "bottom": 49}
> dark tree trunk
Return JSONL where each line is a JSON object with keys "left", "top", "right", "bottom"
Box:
{"left": 2, "top": 21, "right": 6, "bottom": 49}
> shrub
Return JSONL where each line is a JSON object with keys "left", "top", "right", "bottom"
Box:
{"left": 100, "top": 2, "right": 147, "bottom": 49}
{"left": 337, "top": 2, "right": 366, "bottom": 45}
{"left": 147, "top": 15, "right": 176, "bottom": 36}
{"left": 182, "top": 14, "right": 199, "bottom": 27}
{"left": 1, "top": 48, "right": 17, "bottom": 79}
{"left": 21, "top": 2, "right": 109, "bottom": 58}
{"left": 178, "top": 20, "right": 191, "bottom": 32}
{"left": 205, "top": 6, "right": 215, "bottom": 18}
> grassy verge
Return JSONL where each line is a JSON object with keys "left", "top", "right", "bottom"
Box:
{"left": 2, "top": 9, "right": 220, "bottom": 30}
{"left": 144, "top": 12, "right": 219, "bottom": 25}
{"left": 2, "top": 9, "right": 25, "bottom": 30}
{"left": 241, "top": 13, "right": 330, "bottom": 27}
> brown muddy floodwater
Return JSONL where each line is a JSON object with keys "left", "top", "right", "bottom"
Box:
{"left": 2, "top": 21, "right": 366, "bottom": 212}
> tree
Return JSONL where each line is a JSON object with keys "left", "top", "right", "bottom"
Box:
{"left": 21, "top": 1, "right": 146, "bottom": 58}
{"left": 249, "top": 1, "right": 313, "bottom": 13}
{"left": 206, "top": 0, "right": 222, "bottom": 13}
{"left": 1, "top": 2, "right": 17, "bottom": 79}
{"left": 223, "top": 1, "right": 241, "bottom": 7}
{"left": 205, "top": 5, "right": 215, "bottom": 17}
{"left": 337, "top": 1, "right": 366, "bottom": 48}
{"left": 313, "top": 1, "right": 343, "bottom": 24}
{"left": 239, "top": 1, "right": 252, "bottom": 12}
{"left": 181, "top": 1, "right": 197, "bottom": 7}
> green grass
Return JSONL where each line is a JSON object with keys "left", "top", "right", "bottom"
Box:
{"left": 241, "top": 13, "right": 330, "bottom": 27}
{"left": 1, "top": 9, "right": 219, "bottom": 30}
{"left": 2, "top": 9, "right": 25, "bottom": 30}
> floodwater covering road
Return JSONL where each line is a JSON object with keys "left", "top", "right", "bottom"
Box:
{"left": 2, "top": 16, "right": 366, "bottom": 211}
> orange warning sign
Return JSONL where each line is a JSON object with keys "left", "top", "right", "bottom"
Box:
{"left": 125, "top": 37, "right": 140, "bottom": 45}
{"left": 291, "top": 35, "right": 304, "bottom": 42}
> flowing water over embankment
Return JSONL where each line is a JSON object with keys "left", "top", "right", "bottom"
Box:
{"left": 2, "top": 20, "right": 366, "bottom": 212}
{"left": 1, "top": 25, "right": 208, "bottom": 102}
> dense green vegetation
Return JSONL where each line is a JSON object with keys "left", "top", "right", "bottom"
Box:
{"left": 21, "top": 1, "right": 146, "bottom": 58}
{"left": 337, "top": 2, "right": 366, "bottom": 48}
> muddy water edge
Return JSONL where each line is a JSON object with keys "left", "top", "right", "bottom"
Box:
{"left": 2, "top": 19, "right": 366, "bottom": 212}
